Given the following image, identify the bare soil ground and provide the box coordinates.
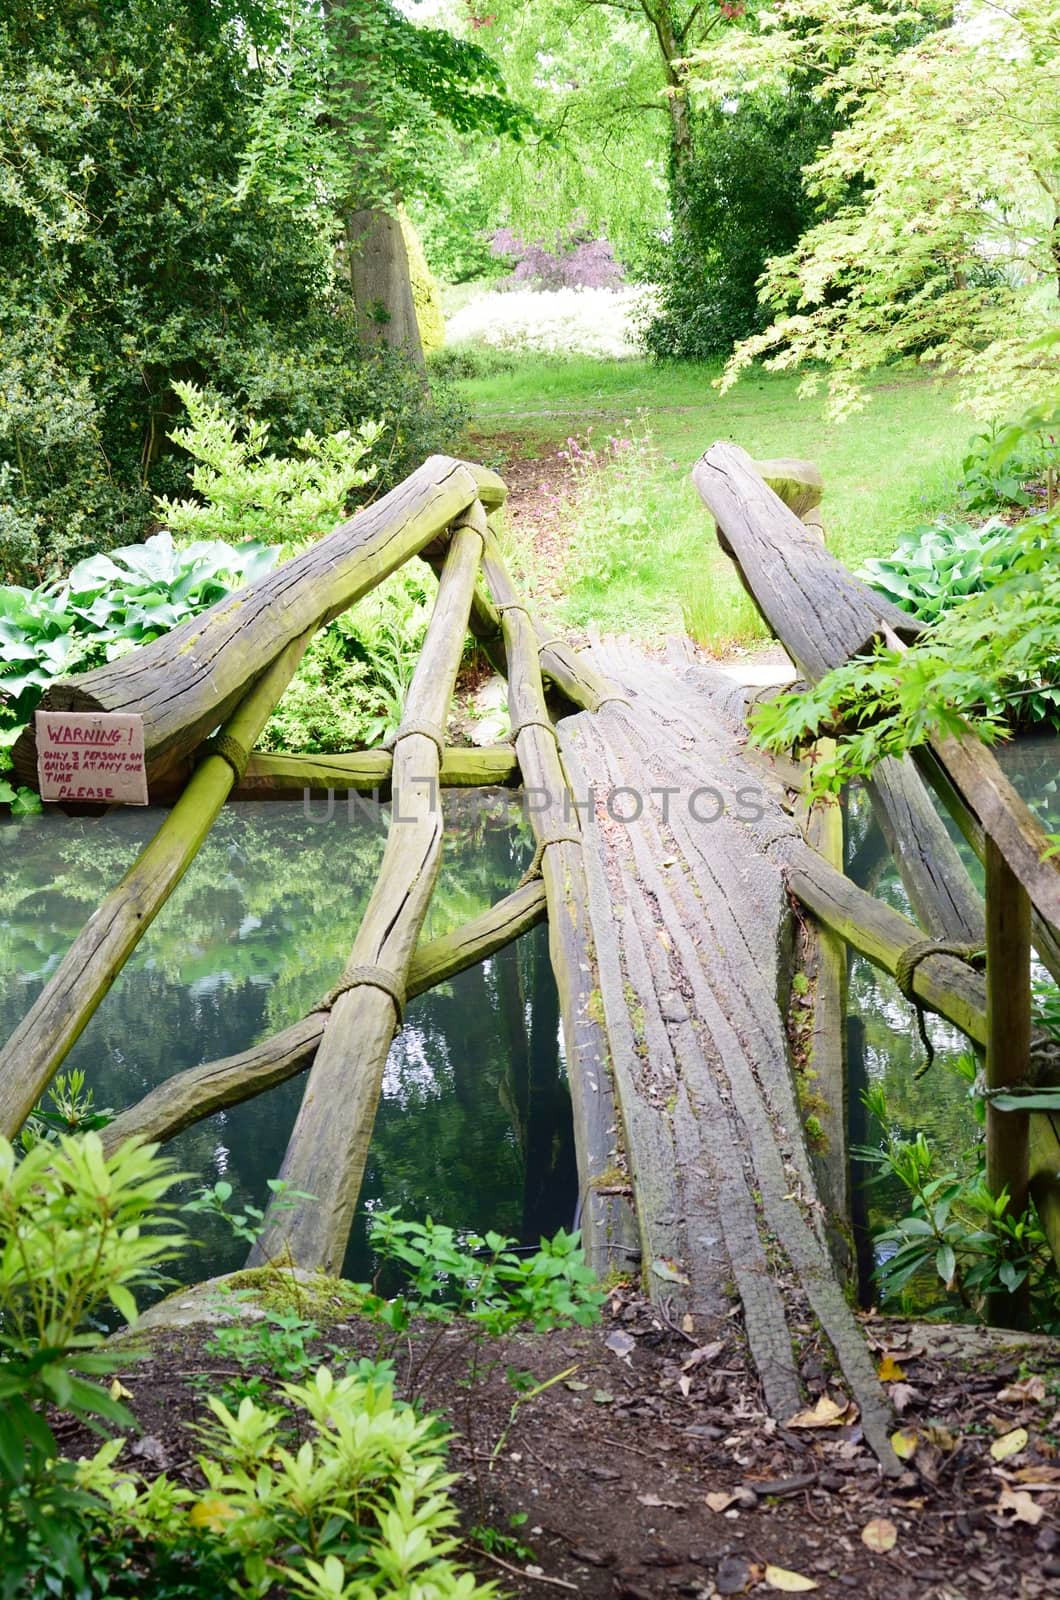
[59,1288,1060,1599]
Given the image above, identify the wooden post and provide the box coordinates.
[798,761,853,1281]
[985,834,1032,1326]
[247,510,487,1272]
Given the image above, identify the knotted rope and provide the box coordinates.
[893,938,986,1075]
[314,963,406,1025]
[204,733,251,782]
[384,719,447,765]
[510,716,560,747]
[519,827,583,886]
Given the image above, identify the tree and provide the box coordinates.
[690,0,1060,417]
[640,88,835,358]
[468,0,750,257]
[241,0,533,364]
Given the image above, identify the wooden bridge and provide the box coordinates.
[4,445,1059,1478]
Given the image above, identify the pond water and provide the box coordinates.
[845,733,1060,1302]
[0,792,577,1289]
[2,735,1056,1307]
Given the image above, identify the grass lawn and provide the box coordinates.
[455,355,974,649]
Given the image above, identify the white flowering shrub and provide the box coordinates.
[445,285,654,360]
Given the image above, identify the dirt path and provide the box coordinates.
[65,1293,1060,1599]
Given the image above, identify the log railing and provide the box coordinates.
[695,442,1060,1312]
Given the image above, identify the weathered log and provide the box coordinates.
[985,838,1032,1228]
[228,744,519,800]
[480,532,636,1275]
[13,456,506,791]
[99,880,547,1154]
[694,443,982,943]
[692,442,919,680]
[566,646,901,1472]
[249,511,487,1271]
[864,757,985,942]
[796,769,853,1280]
[912,744,1060,983]
[932,729,1060,938]
[778,834,1060,1268]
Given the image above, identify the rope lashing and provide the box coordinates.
[204,733,251,782]
[495,600,533,620]
[536,636,567,654]
[314,963,406,1025]
[893,938,986,1076]
[384,719,447,764]
[592,694,631,712]
[510,716,560,747]
[519,827,583,886]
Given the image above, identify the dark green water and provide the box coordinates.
[0,792,577,1287]
[2,736,1055,1302]
[845,733,1060,1297]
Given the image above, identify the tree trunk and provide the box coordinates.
[347,210,426,370]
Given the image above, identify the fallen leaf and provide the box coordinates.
[890,1383,919,1414]
[564,1379,588,1392]
[637,1492,685,1510]
[765,1566,818,1592]
[991,1427,1029,1462]
[998,1375,1047,1405]
[591,1389,614,1405]
[681,1312,694,1334]
[109,1378,133,1401]
[890,1428,919,1460]
[651,1258,690,1287]
[678,1374,692,1398]
[922,1423,956,1453]
[682,1341,725,1373]
[705,1491,737,1513]
[998,1486,1043,1526]
[605,1330,636,1362]
[786,1395,850,1429]
[861,1517,897,1553]
[877,1355,906,1382]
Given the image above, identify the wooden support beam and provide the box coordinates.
[14,456,506,790]
[796,766,853,1280]
[99,880,548,1155]
[780,835,1060,1271]
[913,744,1060,984]
[0,632,313,1139]
[248,510,487,1272]
[227,744,520,800]
[985,836,1032,1327]
[693,444,982,944]
[480,530,636,1274]
[692,443,918,681]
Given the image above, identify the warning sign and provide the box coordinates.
[36,712,149,805]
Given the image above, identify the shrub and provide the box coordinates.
[0,1132,186,1597]
[639,93,832,363]
[75,1365,497,1600]
[859,517,1036,627]
[155,383,382,548]
[0,532,281,754]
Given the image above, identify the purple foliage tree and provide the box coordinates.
[490,219,624,289]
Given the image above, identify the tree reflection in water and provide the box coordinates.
[0,792,577,1289]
